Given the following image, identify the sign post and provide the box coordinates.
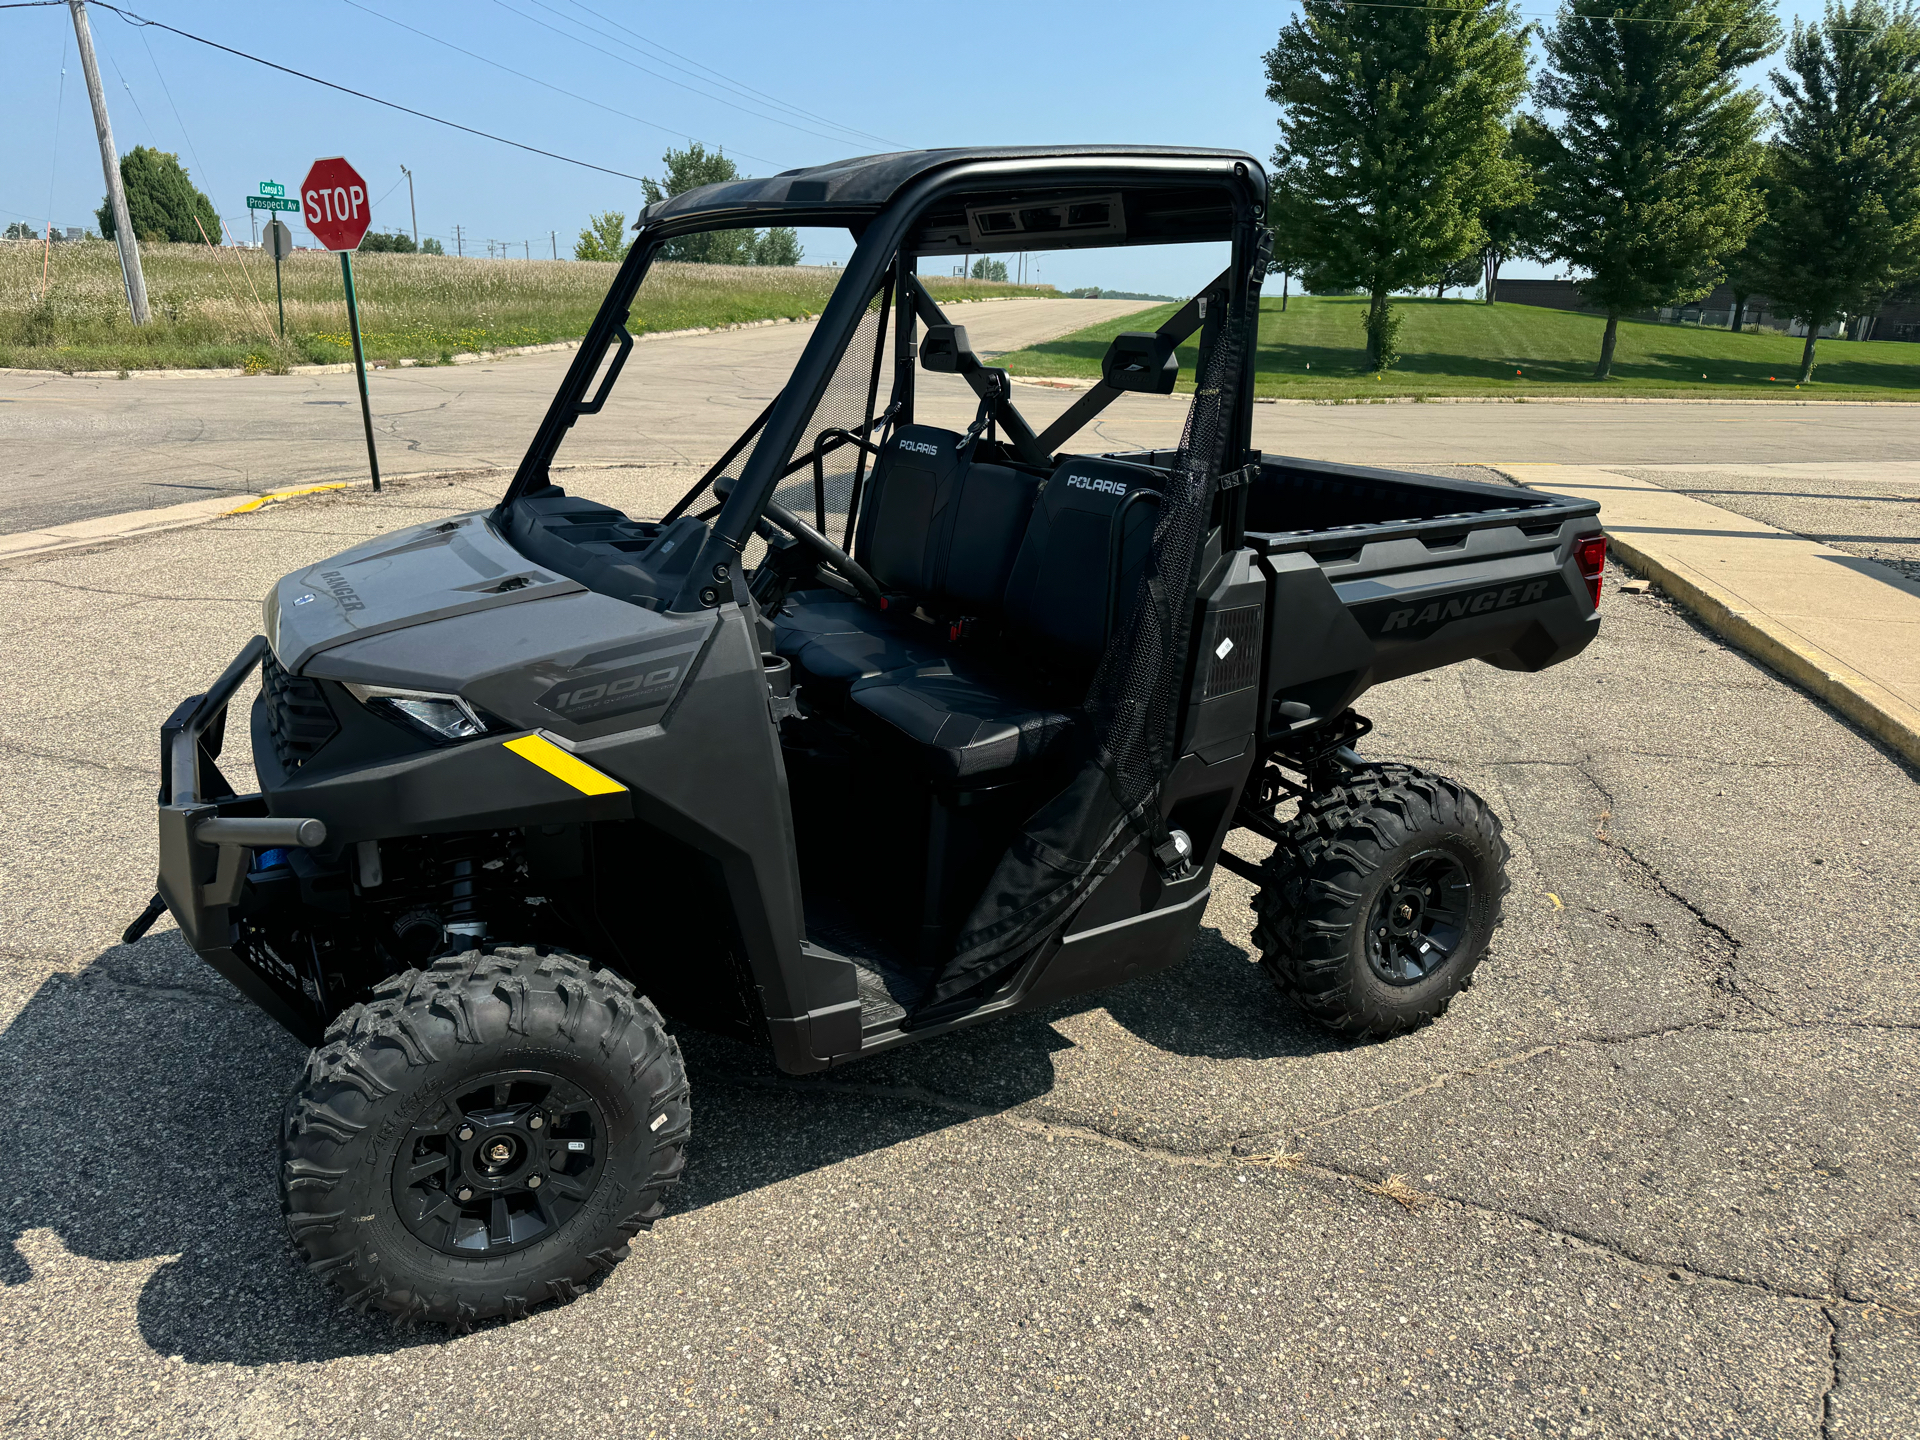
[263,217,293,337]
[299,158,380,492]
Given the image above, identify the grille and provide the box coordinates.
[1202,604,1262,698]
[260,652,338,772]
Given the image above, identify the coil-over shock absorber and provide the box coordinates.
[439,833,493,945]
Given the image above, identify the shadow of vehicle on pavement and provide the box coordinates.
[1,917,1335,1364]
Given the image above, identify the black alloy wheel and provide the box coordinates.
[393,1070,605,1256]
[1250,762,1510,1039]
[1365,850,1472,986]
[281,948,690,1326]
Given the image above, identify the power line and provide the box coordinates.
[485,0,879,153]
[84,1,648,182]
[545,0,902,149]
[558,0,898,146]
[336,0,784,167]
[136,26,218,212]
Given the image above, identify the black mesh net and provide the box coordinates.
[768,280,896,549]
[661,276,895,565]
[929,286,1246,1006]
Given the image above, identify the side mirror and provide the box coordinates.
[919,324,975,374]
[1101,331,1179,394]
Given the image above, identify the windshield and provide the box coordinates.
[539,228,1229,565]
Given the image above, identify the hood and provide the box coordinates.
[265,511,586,674]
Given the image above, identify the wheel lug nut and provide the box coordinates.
[457,1126,474,1141]
[456,1187,473,1202]
[528,1175,543,1189]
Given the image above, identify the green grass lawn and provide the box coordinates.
[0,240,1057,372]
[992,293,1919,401]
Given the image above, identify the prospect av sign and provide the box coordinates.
[300,156,372,251]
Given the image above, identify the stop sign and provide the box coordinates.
[300,157,372,251]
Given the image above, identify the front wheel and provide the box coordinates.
[280,948,689,1328]
[1251,763,1509,1039]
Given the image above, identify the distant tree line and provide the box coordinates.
[576,143,802,267]
[1264,0,1919,381]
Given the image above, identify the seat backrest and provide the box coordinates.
[853,425,1040,615]
[1001,456,1164,669]
[853,424,963,596]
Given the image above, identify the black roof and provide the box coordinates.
[639,144,1264,229]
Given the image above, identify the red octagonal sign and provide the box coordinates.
[300,156,372,251]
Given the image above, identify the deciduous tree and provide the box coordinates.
[96,146,218,244]
[1534,0,1780,378]
[1755,0,1918,379]
[573,210,630,263]
[1479,115,1550,302]
[1265,0,1531,368]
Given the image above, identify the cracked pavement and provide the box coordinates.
[0,456,1914,1438]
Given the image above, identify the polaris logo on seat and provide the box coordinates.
[1359,574,1568,641]
[1065,473,1127,496]
[897,438,940,457]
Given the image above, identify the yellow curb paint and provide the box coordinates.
[501,734,628,796]
[224,482,350,515]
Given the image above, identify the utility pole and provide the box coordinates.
[524,239,529,260]
[69,1,148,323]
[399,164,417,248]
[454,223,463,257]
[551,230,557,260]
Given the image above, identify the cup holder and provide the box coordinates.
[761,653,794,700]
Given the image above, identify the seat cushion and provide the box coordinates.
[773,593,939,682]
[851,663,1076,780]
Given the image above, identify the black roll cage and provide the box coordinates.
[496,153,1268,612]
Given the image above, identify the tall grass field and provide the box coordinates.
[0,240,1056,372]
[993,293,1919,400]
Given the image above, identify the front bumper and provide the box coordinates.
[155,634,331,1043]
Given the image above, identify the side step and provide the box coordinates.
[854,962,920,1031]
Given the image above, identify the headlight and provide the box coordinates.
[345,683,494,742]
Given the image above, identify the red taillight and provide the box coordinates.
[1574,533,1607,609]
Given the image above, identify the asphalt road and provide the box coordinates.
[1,295,1914,533]
[0,466,1913,1437]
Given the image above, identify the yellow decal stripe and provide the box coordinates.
[502,735,628,796]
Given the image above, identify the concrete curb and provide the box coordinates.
[0,469,474,564]
[1001,376,1912,406]
[0,296,1047,381]
[1608,534,1918,767]
[0,460,708,566]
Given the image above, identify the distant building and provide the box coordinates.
[62,227,84,242]
[1496,276,1916,342]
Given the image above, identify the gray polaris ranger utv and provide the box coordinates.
[138,145,1605,1327]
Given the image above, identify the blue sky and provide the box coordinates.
[2,0,1833,296]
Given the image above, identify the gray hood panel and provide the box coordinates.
[266,511,586,674]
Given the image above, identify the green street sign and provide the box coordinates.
[248,195,301,212]
[258,180,286,198]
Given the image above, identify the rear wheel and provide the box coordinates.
[1251,764,1509,1039]
[280,947,688,1328]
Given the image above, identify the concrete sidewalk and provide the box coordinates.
[1506,463,1920,764]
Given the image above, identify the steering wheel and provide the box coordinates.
[711,473,884,607]
[761,499,886,607]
